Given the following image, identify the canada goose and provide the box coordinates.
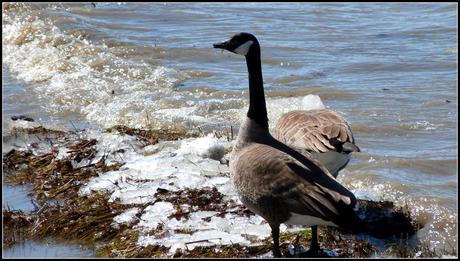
[213,32,363,257]
[274,96,360,178]
[273,97,361,256]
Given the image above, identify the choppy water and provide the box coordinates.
[2,2,458,257]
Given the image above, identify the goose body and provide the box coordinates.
[274,107,360,178]
[213,32,361,257]
[231,119,356,228]
[273,104,360,255]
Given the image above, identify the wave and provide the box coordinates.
[351,120,447,136]
[349,154,457,177]
[3,4,228,130]
[338,173,458,255]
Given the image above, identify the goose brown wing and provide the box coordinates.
[281,159,357,223]
[276,154,357,224]
[232,143,357,225]
[274,109,355,153]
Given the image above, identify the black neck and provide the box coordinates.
[245,45,269,130]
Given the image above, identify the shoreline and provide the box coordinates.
[1,118,450,258]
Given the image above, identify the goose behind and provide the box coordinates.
[274,103,360,178]
[213,32,362,257]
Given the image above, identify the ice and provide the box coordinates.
[123,156,179,180]
[322,249,339,257]
[165,211,221,232]
[78,131,232,201]
[142,141,179,156]
[215,214,271,240]
[135,209,272,255]
[441,255,458,259]
[137,201,176,229]
[204,176,230,187]
[9,119,41,129]
[215,181,239,199]
[113,207,140,226]
[75,127,278,254]
[56,147,71,160]
[139,229,250,254]
[176,134,226,161]
[78,170,123,197]
[67,127,308,255]
[108,181,173,205]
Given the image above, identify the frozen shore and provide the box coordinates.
[1,118,436,258]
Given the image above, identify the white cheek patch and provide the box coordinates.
[234,40,253,55]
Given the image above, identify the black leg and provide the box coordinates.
[310,225,319,252]
[296,226,321,257]
[270,223,282,257]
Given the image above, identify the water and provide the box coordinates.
[2,239,94,258]
[2,2,457,257]
[3,184,36,212]
[2,184,95,258]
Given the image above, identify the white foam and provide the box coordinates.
[233,94,328,130]
[3,9,334,132]
[2,10,205,129]
[301,94,326,111]
[2,9,253,131]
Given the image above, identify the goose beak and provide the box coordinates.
[342,142,361,153]
[213,40,230,50]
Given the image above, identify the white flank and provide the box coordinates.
[285,212,337,227]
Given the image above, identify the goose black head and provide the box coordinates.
[213,32,259,56]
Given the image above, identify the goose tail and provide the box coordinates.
[339,199,419,238]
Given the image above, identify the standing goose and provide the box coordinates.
[273,97,361,256]
[213,32,363,257]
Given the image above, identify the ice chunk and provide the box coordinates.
[113,207,140,226]
[176,134,226,161]
[137,201,175,229]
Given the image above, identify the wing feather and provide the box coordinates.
[274,109,356,153]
